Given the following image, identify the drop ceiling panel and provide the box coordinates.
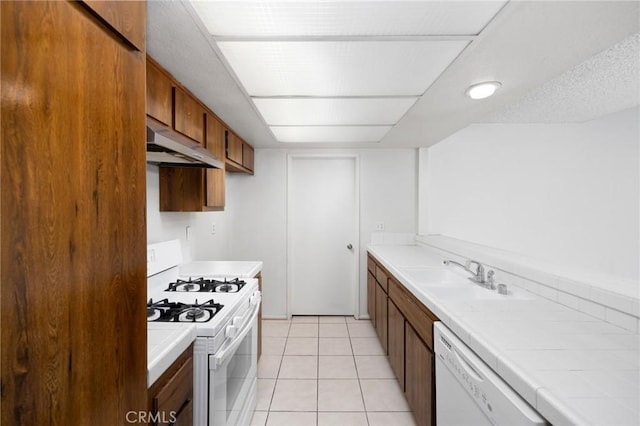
[190,1,508,37]
[253,97,418,125]
[271,125,392,143]
[218,40,469,96]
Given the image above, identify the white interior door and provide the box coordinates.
[289,156,358,315]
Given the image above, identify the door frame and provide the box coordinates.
[286,153,361,319]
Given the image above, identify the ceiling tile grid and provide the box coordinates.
[191,1,508,37]
[217,40,470,97]
[253,97,418,126]
[190,0,508,144]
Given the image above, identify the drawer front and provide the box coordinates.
[388,278,436,351]
[375,265,389,293]
[154,356,193,418]
[367,255,376,275]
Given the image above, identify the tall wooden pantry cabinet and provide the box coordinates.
[1,1,148,424]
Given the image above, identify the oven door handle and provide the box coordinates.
[211,291,261,369]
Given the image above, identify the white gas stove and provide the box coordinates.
[147,240,261,426]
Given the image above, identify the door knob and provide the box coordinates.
[347,244,353,250]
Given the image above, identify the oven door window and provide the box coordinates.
[210,318,257,426]
[226,328,253,414]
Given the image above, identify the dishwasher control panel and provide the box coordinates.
[434,323,548,426]
[436,332,497,424]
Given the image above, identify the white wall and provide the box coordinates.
[146,165,232,261]
[147,149,416,317]
[422,107,639,282]
[227,149,417,318]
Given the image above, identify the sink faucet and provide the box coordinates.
[443,259,494,289]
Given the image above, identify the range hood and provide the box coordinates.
[146,127,224,169]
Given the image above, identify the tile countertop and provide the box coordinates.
[147,323,197,387]
[368,244,640,426]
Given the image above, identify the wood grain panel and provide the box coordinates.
[206,113,225,160]
[174,86,205,145]
[387,300,405,390]
[405,324,434,426]
[148,345,194,426]
[159,167,205,212]
[226,131,244,165]
[204,114,226,210]
[1,1,147,424]
[367,272,376,324]
[147,58,173,127]
[375,264,389,293]
[375,282,388,354]
[367,255,376,275]
[388,277,437,351]
[243,142,254,172]
[153,357,193,424]
[205,169,225,211]
[81,0,145,50]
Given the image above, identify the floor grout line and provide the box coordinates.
[259,316,414,426]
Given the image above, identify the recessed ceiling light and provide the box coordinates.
[466,81,502,100]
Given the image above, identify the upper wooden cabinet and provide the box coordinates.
[243,143,255,172]
[226,132,255,175]
[206,114,225,161]
[147,56,256,211]
[226,131,244,165]
[146,60,173,128]
[81,0,145,51]
[159,167,224,212]
[174,87,205,146]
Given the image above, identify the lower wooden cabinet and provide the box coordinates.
[148,344,194,426]
[226,131,255,174]
[367,253,438,426]
[375,282,388,354]
[367,271,376,324]
[388,300,405,389]
[405,324,434,426]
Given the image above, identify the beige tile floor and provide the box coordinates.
[251,316,417,426]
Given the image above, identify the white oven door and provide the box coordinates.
[209,293,260,426]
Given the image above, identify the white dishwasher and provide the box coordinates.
[434,323,548,426]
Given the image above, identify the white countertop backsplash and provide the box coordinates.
[368,242,639,426]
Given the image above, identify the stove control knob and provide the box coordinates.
[226,325,238,339]
[251,292,262,306]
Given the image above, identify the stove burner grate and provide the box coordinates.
[165,277,247,293]
[146,298,223,323]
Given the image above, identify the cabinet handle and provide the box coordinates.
[347,244,353,250]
